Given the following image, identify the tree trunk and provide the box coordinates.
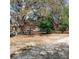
[29,25,32,35]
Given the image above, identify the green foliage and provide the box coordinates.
[10,0,69,35]
[59,6,69,33]
[38,16,54,34]
[59,23,68,33]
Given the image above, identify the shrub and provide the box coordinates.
[59,16,69,33]
[59,23,68,33]
[37,16,54,34]
[59,6,69,33]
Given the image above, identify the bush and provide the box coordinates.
[37,16,54,34]
[59,16,69,33]
[59,6,69,33]
[59,24,68,33]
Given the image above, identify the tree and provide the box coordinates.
[37,16,54,34]
[10,0,69,35]
[59,6,69,33]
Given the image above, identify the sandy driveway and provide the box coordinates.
[10,34,69,54]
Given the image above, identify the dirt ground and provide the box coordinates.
[10,33,69,54]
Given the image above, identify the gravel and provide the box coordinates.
[11,43,69,59]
